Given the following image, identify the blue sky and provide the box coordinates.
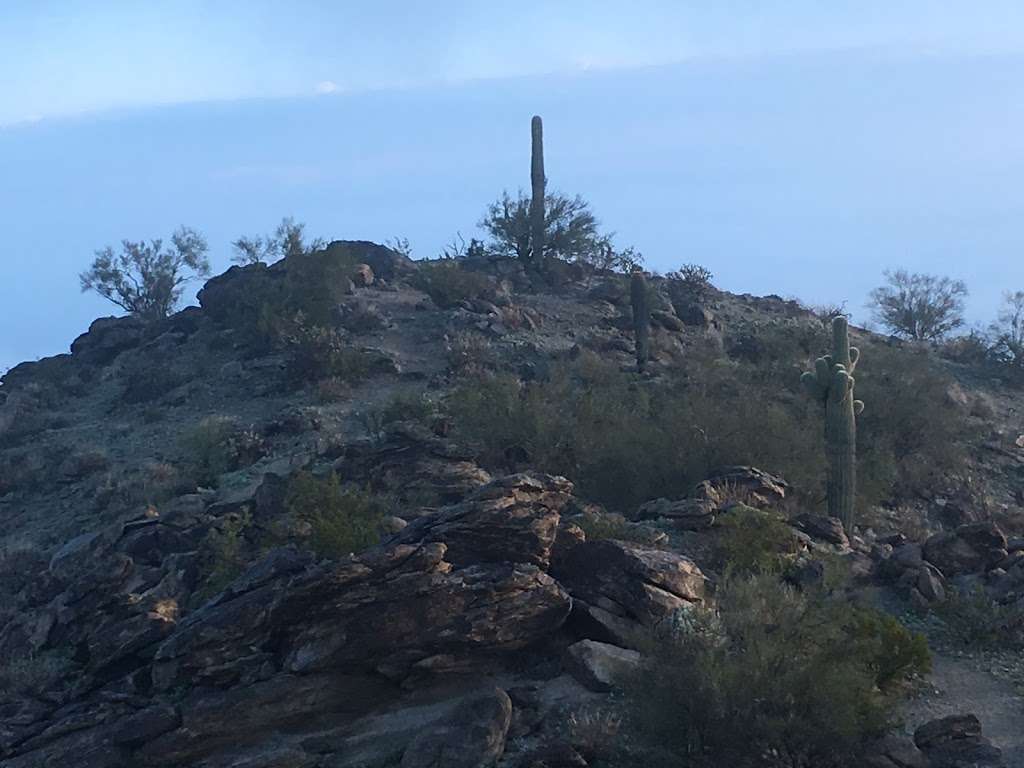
[3,2,1024,370]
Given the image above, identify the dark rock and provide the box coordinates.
[696,466,788,508]
[553,539,705,647]
[914,714,1004,768]
[864,735,927,768]
[650,309,685,332]
[924,522,1008,576]
[323,240,417,282]
[634,497,715,529]
[400,687,512,768]
[333,422,492,506]
[70,315,147,364]
[385,473,571,569]
[790,513,849,548]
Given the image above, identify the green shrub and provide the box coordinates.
[284,472,387,559]
[715,505,800,574]
[623,574,926,768]
[849,608,932,689]
[359,391,435,439]
[414,260,494,309]
[283,320,375,388]
[179,416,265,487]
[932,584,1024,650]
[447,353,822,513]
[194,510,253,602]
[856,343,976,504]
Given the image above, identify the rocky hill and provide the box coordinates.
[1,243,1022,767]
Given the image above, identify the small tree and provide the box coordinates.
[990,290,1024,367]
[231,217,323,265]
[868,270,967,341]
[480,190,636,270]
[80,226,210,320]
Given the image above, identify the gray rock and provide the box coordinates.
[400,687,512,768]
[563,640,641,692]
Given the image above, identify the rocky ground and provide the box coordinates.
[1,242,1022,767]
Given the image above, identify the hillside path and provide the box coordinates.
[902,652,1024,767]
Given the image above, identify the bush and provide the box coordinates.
[715,505,800,574]
[232,217,324,266]
[413,260,494,309]
[123,362,188,404]
[665,263,714,303]
[447,353,823,514]
[868,270,968,341]
[283,320,375,388]
[284,472,387,559]
[80,226,210,320]
[445,330,496,376]
[856,343,976,503]
[623,574,928,768]
[932,585,1024,650]
[194,510,253,602]
[180,416,266,487]
[358,391,435,440]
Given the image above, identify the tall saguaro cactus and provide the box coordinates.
[631,270,650,372]
[529,115,546,263]
[800,316,865,532]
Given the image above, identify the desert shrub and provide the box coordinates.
[194,510,253,602]
[414,260,494,309]
[359,391,435,439]
[448,354,823,513]
[445,330,496,376]
[180,416,266,487]
[868,270,967,341]
[665,263,714,303]
[284,472,387,559]
[856,342,976,503]
[715,505,801,574]
[849,609,932,689]
[339,301,387,334]
[232,217,324,266]
[932,585,1024,650]
[80,226,210,320]
[623,574,927,768]
[283,320,375,388]
[939,331,994,368]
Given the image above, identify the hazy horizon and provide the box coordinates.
[3,3,1024,371]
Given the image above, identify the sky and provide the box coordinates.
[2,2,1024,370]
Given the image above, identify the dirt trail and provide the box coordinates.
[903,653,1024,767]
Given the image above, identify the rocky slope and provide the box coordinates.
[1,242,1022,767]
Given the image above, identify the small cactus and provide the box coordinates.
[800,316,864,532]
[631,270,650,373]
[529,115,546,263]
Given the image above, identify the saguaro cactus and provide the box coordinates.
[529,115,546,263]
[800,316,864,532]
[631,270,650,372]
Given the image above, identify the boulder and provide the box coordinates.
[696,466,788,508]
[634,497,715,529]
[334,422,492,506]
[400,687,512,768]
[352,263,375,287]
[563,640,641,692]
[924,522,1008,576]
[790,513,849,548]
[917,563,947,603]
[322,240,417,282]
[913,714,1004,768]
[385,473,572,569]
[70,315,147,364]
[553,539,705,647]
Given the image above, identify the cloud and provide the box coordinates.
[314,80,339,95]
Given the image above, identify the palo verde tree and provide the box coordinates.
[868,269,968,341]
[801,316,864,532]
[80,226,210,321]
[232,217,324,265]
